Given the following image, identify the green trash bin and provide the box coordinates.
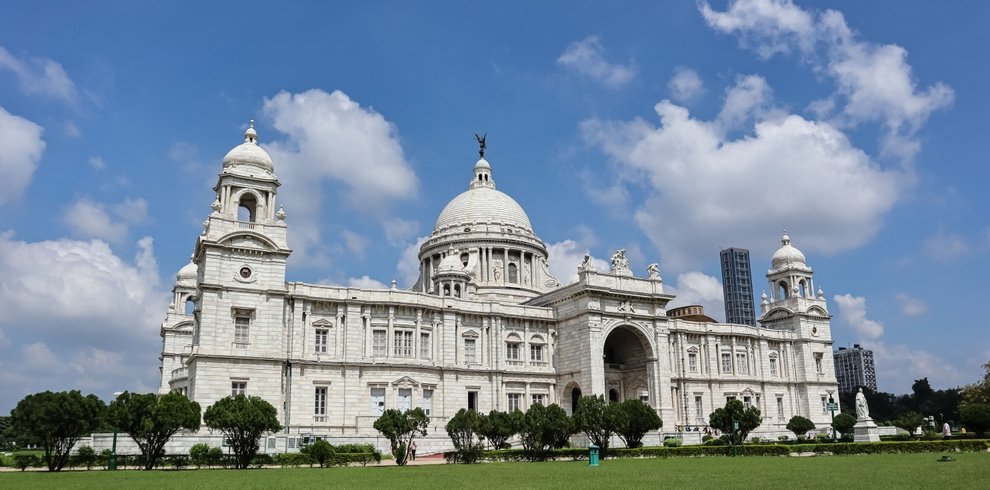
[589,444,599,467]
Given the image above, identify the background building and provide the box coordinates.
[833,344,878,393]
[720,248,756,326]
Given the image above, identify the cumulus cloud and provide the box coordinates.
[347,275,388,289]
[341,230,369,258]
[895,293,927,317]
[832,292,962,392]
[396,235,429,289]
[383,218,420,246]
[0,46,77,102]
[667,271,725,320]
[667,66,705,103]
[0,233,166,410]
[700,0,953,161]
[582,76,905,271]
[546,239,609,285]
[0,106,45,205]
[88,156,105,170]
[922,231,971,262]
[263,89,418,265]
[557,36,636,88]
[62,197,149,244]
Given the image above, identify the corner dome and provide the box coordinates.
[771,232,807,269]
[176,260,198,287]
[222,121,274,177]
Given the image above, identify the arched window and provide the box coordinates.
[609,388,619,403]
[237,192,258,223]
[777,280,789,299]
[508,263,518,283]
[798,279,807,297]
[443,284,451,297]
[184,297,195,315]
[454,284,461,298]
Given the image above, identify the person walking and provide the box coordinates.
[942,421,952,440]
[409,441,417,461]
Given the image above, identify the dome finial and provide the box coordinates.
[781,227,790,245]
[474,132,487,158]
[244,119,257,144]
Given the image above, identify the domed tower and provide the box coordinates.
[413,144,559,303]
[760,232,829,321]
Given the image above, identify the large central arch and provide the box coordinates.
[602,324,654,405]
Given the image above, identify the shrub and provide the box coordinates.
[786,416,816,438]
[274,452,313,468]
[207,447,225,468]
[749,437,761,444]
[702,435,713,443]
[778,435,790,442]
[75,446,96,470]
[168,455,189,470]
[189,443,211,469]
[14,454,38,471]
[301,440,335,467]
[663,438,682,447]
[250,453,274,468]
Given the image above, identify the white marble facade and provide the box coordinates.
[158,125,839,449]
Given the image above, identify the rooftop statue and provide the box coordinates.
[474,132,487,158]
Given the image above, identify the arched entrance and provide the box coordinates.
[602,325,653,404]
[565,383,582,415]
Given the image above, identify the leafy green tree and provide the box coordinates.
[786,415,816,438]
[107,391,201,470]
[519,403,572,460]
[0,415,15,451]
[203,395,281,469]
[891,411,924,438]
[960,403,990,436]
[76,446,96,470]
[572,396,621,457]
[708,399,761,446]
[9,390,106,471]
[833,412,857,437]
[961,362,990,408]
[188,443,212,469]
[372,408,428,466]
[614,399,662,449]
[480,409,522,450]
[445,408,485,463]
[301,439,336,467]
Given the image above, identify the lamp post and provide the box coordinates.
[731,418,739,457]
[109,391,123,471]
[827,389,837,442]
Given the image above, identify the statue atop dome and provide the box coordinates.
[474,132,487,158]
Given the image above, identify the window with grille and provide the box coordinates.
[464,339,476,363]
[688,353,698,372]
[231,381,246,396]
[736,353,748,375]
[373,330,387,357]
[234,315,250,345]
[394,330,413,357]
[315,387,327,416]
[530,343,544,362]
[721,353,732,373]
[420,333,431,359]
[507,393,522,412]
[506,342,520,360]
[315,329,329,353]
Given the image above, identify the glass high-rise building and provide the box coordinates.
[720,248,756,326]
[833,344,877,393]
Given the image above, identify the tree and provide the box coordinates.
[445,408,485,463]
[107,391,201,470]
[786,415,816,438]
[614,399,662,449]
[203,395,281,469]
[960,403,990,436]
[372,408,428,466]
[708,399,761,446]
[961,361,990,408]
[480,409,522,450]
[0,415,15,451]
[891,411,924,437]
[833,413,857,437]
[301,439,336,467]
[519,403,572,460]
[572,396,621,458]
[9,390,105,471]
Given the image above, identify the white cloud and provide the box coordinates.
[62,197,148,244]
[922,231,970,262]
[0,46,77,102]
[832,293,884,340]
[557,36,636,88]
[0,233,165,409]
[341,230,369,258]
[88,156,105,170]
[896,293,927,317]
[667,271,725,320]
[546,239,609,285]
[347,275,388,289]
[667,66,705,103]
[700,0,953,162]
[263,89,418,265]
[396,236,428,289]
[383,218,420,246]
[65,121,82,139]
[582,77,905,271]
[0,106,45,205]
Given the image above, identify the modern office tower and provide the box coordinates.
[720,247,756,326]
[833,344,878,393]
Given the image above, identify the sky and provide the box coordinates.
[1,0,988,412]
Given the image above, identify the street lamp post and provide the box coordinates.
[827,389,837,442]
[109,391,123,471]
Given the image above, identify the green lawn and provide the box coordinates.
[3,453,989,489]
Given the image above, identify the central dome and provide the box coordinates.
[434,187,533,232]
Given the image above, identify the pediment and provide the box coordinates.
[312,318,334,327]
[218,231,278,251]
[806,306,829,317]
[391,375,420,387]
[763,308,793,322]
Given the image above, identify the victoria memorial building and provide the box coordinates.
[157,124,840,451]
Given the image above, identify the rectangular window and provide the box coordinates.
[373,330,387,357]
[506,342,520,361]
[394,330,413,357]
[467,390,478,411]
[769,357,778,376]
[267,437,276,449]
[231,381,246,396]
[531,394,546,406]
[743,396,752,409]
[721,353,732,373]
[530,344,544,362]
[507,393,522,412]
[464,338,477,363]
[420,332,431,359]
[736,353,748,375]
[314,387,327,416]
[688,353,697,373]
[814,353,823,374]
[234,315,250,345]
[695,396,703,419]
[371,387,385,416]
[398,388,412,411]
[777,397,784,418]
[315,329,329,354]
[821,395,828,415]
[422,389,433,416]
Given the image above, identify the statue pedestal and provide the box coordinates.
[853,418,880,442]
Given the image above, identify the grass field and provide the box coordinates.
[2,453,989,489]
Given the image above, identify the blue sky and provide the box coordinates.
[1,0,987,411]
